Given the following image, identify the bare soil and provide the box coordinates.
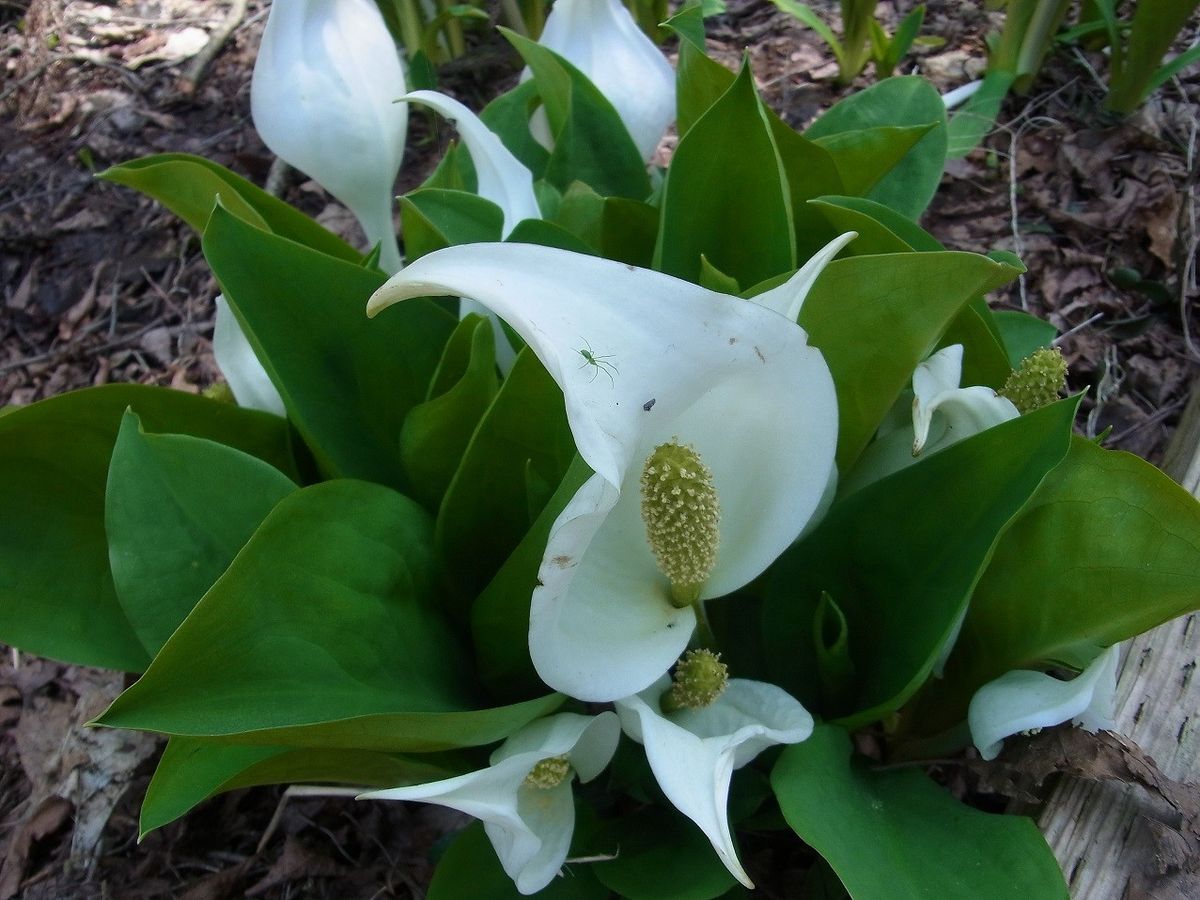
[1,0,1197,896]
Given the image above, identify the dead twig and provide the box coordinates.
[1053,312,1106,345]
[0,319,214,377]
[0,56,65,105]
[1177,102,1200,361]
[263,157,290,198]
[1109,396,1189,446]
[254,786,360,856]
[178,0,250,96]
[994,82,1078,310]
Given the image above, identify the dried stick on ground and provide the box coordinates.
[178,0,251,96]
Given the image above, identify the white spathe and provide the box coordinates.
[616,677,814,887]
[941,79,983,109]
[360,712,619,895]
[843,343,1020,494]
[749,232,857,322]
[535,0,676,161]
[400,91,540,236]
[251,0,407,273]
[367,240,847,702]
[399,90,542,371]
[212,295,286,418]
[968,643,1121,761]
[911,344,1019,455]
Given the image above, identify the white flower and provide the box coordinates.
[968,643,1121,761]
[399,90,542,371]
[251,0,407,273]
[212,295,285,417]
[401,91,540,236]
[367,238,850,702]
[910,344,1019,454]
[534,0,676,161]
[843,344,1020,494]
[360,712,619,895]
[616,676,814,887]
[941,79,984,109]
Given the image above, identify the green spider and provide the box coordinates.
[576,338,618,386]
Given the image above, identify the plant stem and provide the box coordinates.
[838,0,876,83]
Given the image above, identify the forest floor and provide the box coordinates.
[1,0,1198,896]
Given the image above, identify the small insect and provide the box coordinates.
[643,398,656,412]
[577,338,619,386]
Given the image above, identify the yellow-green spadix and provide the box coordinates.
[360,712,619,895]
[616,673,814,888]
[366,238,852,702]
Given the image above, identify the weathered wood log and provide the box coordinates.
[1038,379,1200,898]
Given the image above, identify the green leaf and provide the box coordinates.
[399,188,505,262]
[930,436,1200,728]
[401,315,500,510]
[600,197,660,268]
[204,202,456,491]
[810,195,945,253]
[655,63,795,287]
[993,309,1057,368]
[100,153,361,263]
[97,479,563,750]
[868,19,890,65]
[553,187,659,268]
[408,47,438,92]
[936,302,1014,391]
[436,348,575,614]
[811,124,936,198]
[0,385,296,672]
[106,410,297,657]
[664,28,845,276]
[659,33,843,267]
[663,2,708,52]
[805,76,948,219]
[799,251,1022,469]
[813,593,856,711]
[769,0,844,61]
[535,180,563,219]
[590,808,738,900]
[507,219,600,255]
[803,862,850,899]
[553,181,607,250]
[947,70,1015,158]
[504,30,650,200]
[761,398,1078,726]
[420,5,489,59]
[472,456,591,701]
[480,80,551,178]
[809,197,915,256]
[766,118,845,262]
[803,202,1011,388]
[878,4,925,75]
[1146,44,1200,97]
[140,737,460,837]
[1105,0,1200,114]
[422,141,473,193]
[772,725,1069,900]
[428,822,608,899]
[667,21,737,136]
[698,255,741,294]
